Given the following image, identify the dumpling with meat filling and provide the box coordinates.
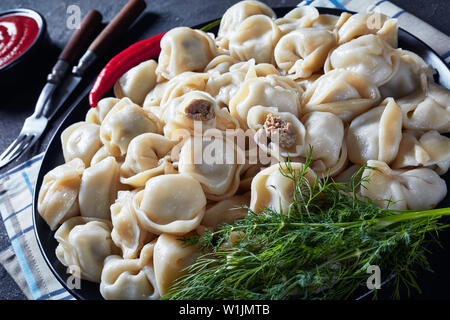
[110,191,155,259]
[100,242,159,300]
[216,0,276,50]
[299,111,348,177]
[274,28,336,79]
[275,6,319,35]
[38,158,85,231]
[392,130,450,175]
[200,193,250,231]
[79,156,121,220]
[324,34,400,86]
[114,60,158,105]
[228,15,281,64]
[346,98,403,165]
[361,160,447,210]
[100,98,162,157]
[397,82,450,133]
[303,69,380,122]
[178,134,245,201]
[250,162,317,214]
[379,50,434,99]
[247,106,306,159]
[204,54,240,74]
[120,133,177,187]
[229,75,303,129]
[55,216,119,283]
[86,97,119,125]
[132,174,206,235]
[156,27,218,81]
[61,122,102,166]
[161,90,239,139]
[338,12,398,47]
[153,233,201,296]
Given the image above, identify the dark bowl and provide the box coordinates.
[0,8,50,88]
[33,6,450,300]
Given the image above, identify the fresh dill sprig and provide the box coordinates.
[163,157,450,300]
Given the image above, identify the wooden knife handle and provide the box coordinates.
[88,0,147,56]
[58,10,103,64]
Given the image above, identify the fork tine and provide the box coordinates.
[0,135,27,161]
[0,135,33,168]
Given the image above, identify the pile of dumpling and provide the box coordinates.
[37,0,450,300]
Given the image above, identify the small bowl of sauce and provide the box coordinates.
[0,8,49,85]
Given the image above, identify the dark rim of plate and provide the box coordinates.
[32,6,450,300]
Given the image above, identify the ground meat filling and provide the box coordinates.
[185,99,215,121]
[264,113,297,149]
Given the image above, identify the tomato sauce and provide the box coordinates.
[0,14,39,68]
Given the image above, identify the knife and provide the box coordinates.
[43,0,147,120]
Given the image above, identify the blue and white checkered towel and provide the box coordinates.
[0,153,74,300]
[0,0,449,300]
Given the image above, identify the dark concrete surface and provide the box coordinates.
[0,0,449,300]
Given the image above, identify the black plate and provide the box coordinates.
[33,7,450,300]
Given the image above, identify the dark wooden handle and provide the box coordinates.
[59,10,103,64]
[88,0,147,56]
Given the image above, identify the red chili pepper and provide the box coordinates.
[89,31,166,107]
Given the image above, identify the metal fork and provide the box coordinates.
[0,83,52,169]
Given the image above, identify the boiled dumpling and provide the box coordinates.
[299,111,347,177]
[100,98,162,157]
[205,54,240,74]
[324,34,400,86]
[178,134,245,201]
[392,130,450,175]
[161,90,239,140]
[61,122,102,166]
[311,12,351,31]
[338,12,398,47]
[132,174,206,235]
[100,242,160,300]
[55,216,119,283]
[114,60,158,105]
[302,69,381,122]
[247,106,306,159]
[79,156,120,220]
[397,82,450,133]
[201,193,250,231]
[379,50,434,99]
[153,233,200,296]
[110,191,155,259]
[120,133,177,187]
[275,6,319,35]
[85,97,119,125]
[229,75,303,129]
[346,98,403,165]
[250,162,317,214]
[229,15,281,64]
[142,81,169,109]
[38,158,84,231]
[155,72,210,109]
[274,28,336,79]
[206,58,279,108]
[156,27,218,81]
[216,0,276,50]
[361,160,447,210]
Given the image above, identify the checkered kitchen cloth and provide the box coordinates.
[0,0,449,300]
[0,153,74,300]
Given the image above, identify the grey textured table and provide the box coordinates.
[0,0,449,300]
